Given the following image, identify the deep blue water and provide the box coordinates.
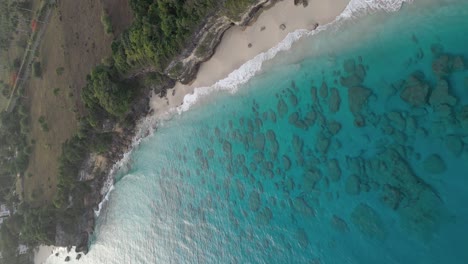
[47,0,468,263]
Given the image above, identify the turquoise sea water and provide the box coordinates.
[48,1,468,263]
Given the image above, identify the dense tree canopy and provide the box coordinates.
[82,66,134,118]
[112,0,218,73]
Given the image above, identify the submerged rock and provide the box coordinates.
[329,88,341,113]
[423,154,446,174]
[292,135,304,154]
[398,188,445,240]
[345,175,361,195]
[304,110,317,127]
[269,139,279,159]
[254,133,266,151]
[288,112,299,125]
[223,141,232,154]
[429,79,457,106]
[310,86,318,104]
[315,133,330,155]
[295,228,309,248]
[432,54,465,77]
[269,110,277,123]
[236,180,245,199]
[256,207,273,225]
[319,82,329,98]
[348,86,372,113]
[351,203,386,240]
[207,149,215,158]
[328,121,342,135]
[283,155,292,170]
[400,73,429,107]
[282,178,295,193]
[327,159,341,182]
[387,111,406,131]
[277,99,289,118]
[366,149,445,239]
[289,93,298,106]
[292,197,315,216]
[331,215,349,233]
[343,59,356,73]
[340,74,364,88]
[354,114,366,127]
[253,152,264,163]
[255,118,263,131]
[249,191,261,212]
[380,184,402,210]
[266,129,276,142]
[303,168,322,191]
[355,64,367,80]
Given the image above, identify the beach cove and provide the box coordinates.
[43,0,468,263]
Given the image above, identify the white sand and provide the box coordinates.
[150,0,350,115]
[34,245,55,264]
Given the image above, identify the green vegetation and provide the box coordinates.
[33,61,42,78]
[13,58,21,70]
[110,0,218,74]
[38,116,49,132]
[223,0,256,21]
[82,65,134,118]
[53,87,60,96]
[101,9,113,35]
[56,66,64,76]
[0,1,19,49]
[1,82,11,97]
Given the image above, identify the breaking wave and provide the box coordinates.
[176,0,412,113]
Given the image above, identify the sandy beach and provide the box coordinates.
[150,0,350,115]
[34,245,55,264]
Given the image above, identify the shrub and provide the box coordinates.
[101,10,113,35]
[38,116,49,132]
[13,58,21,69]
[53,88,60,96]
[56,67,64,76]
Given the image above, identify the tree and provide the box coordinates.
[82,66,134,118]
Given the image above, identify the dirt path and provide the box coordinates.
[5,2,53,112]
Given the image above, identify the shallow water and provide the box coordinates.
[47,0,468,263]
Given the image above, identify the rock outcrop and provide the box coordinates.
[400,73,430,107]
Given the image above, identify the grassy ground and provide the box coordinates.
[23,0,133,206]
[0,29,30,110]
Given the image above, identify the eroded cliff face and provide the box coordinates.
[165,0,274,84]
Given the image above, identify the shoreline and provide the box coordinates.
[150,0,350,116]
[35,1,351,263]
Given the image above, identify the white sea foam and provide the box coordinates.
[176,0,411,114]
[95,0,412,219]
[94,114,160,217]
